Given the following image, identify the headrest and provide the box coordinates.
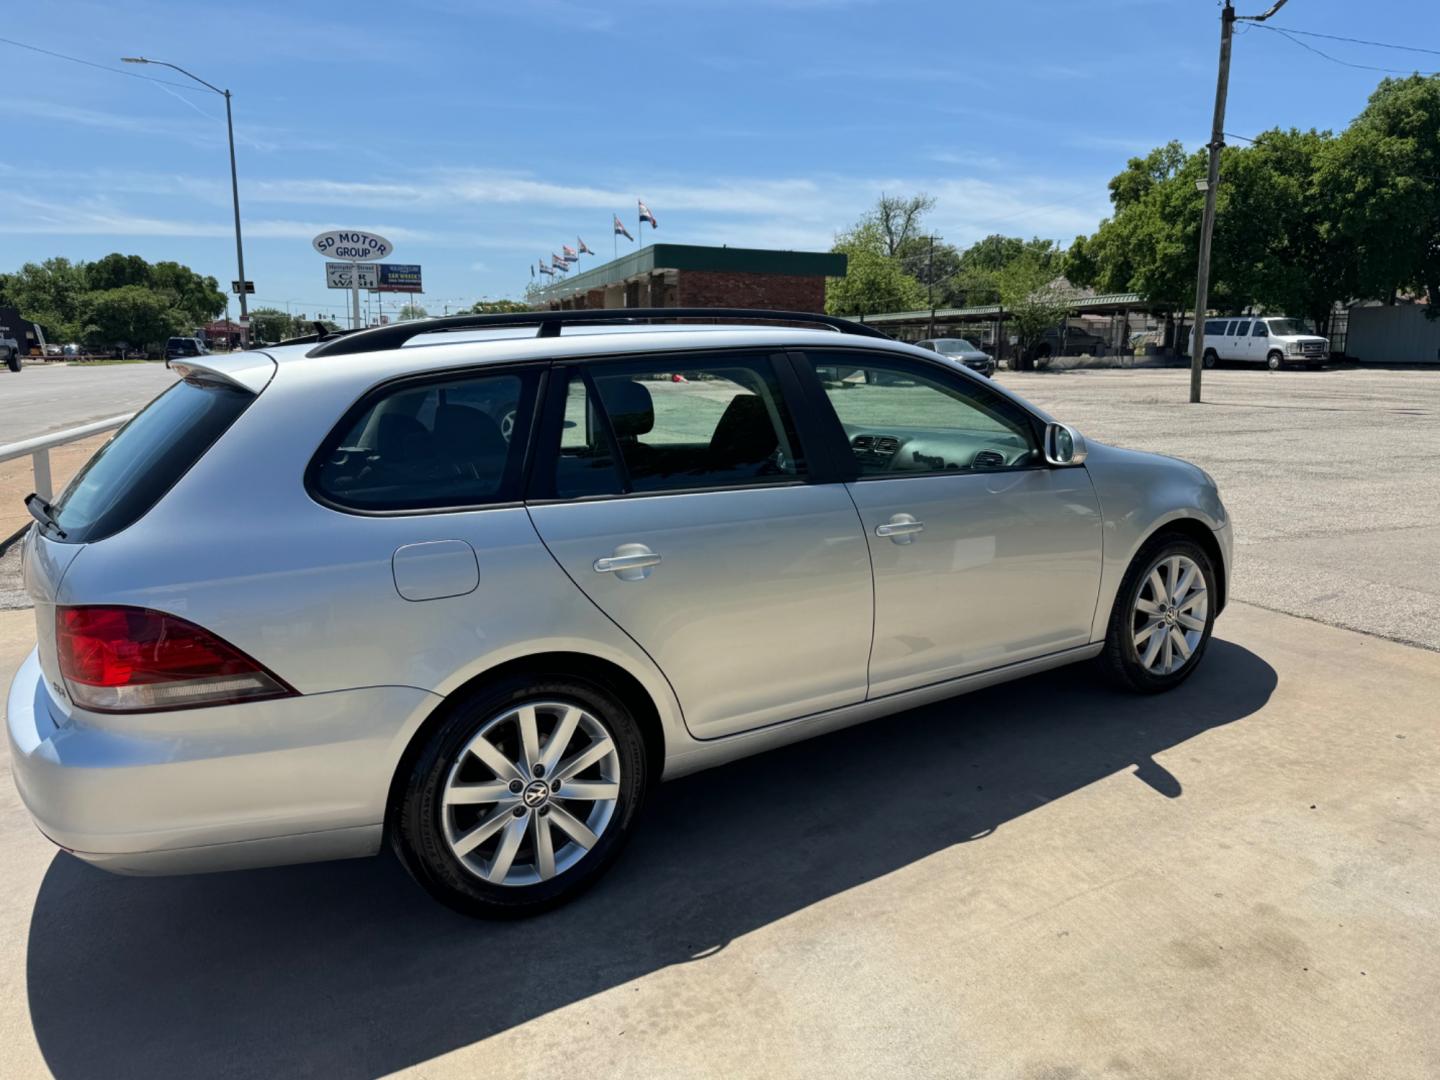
[434,404,507,457]
[376,413,432,463]
[599,379,654,438]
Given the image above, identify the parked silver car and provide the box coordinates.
[8,309,1231,916]
[915,337,996,377]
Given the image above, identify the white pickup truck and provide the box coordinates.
[1194,316,1330,370]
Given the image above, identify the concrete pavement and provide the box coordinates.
[2,600,1437,1080]
[1004,367,1440,650]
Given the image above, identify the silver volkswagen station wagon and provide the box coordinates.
[8,309,1231,916]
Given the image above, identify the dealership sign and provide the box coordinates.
[311,230,393,261]
[375,264,423,293]
[326,262,379,289]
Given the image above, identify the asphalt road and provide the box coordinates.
[0,362,176,442]
[2,601,1438,1079]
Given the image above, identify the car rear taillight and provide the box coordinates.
[55,605,296,712]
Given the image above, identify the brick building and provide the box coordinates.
[536,244,846,313]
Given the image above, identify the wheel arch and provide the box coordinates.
[383,650,667,840]
[1139,517,1227,614]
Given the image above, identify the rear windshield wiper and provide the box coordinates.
[25,493,68,540]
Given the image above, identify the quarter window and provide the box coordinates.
[1204,319,1227,335]
[802,354,1039,475]
[311,372,533,511]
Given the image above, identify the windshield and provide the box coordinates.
[931,339,982,356]
[1266,318,1312,337]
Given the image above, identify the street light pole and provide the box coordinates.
[1187,0,1290,403]
[122,57,248,333]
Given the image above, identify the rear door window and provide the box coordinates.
[310,370,537,511]
[50,377,255,543]
[537,355,806,498]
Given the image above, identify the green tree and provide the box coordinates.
[0,258,88,341]
[398,303,429,320]
[996,253,1074,369]
[825,221,927,316]
[1216,128,1355,332]
[150,261,226,327]
[954,235,1062,307]
[85,253,153,291]
[247,307,304,343]
[1066,142,1210,310]
[468,298,534,314]
[82,286,182,351]
[1322,75,1440,314]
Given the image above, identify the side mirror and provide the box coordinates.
[1043,422,1088,466]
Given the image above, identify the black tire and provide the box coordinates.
[1202,348,1218,370]
[391,674,649,917]
[1099,534,1217,694]
[4,352,20,373]
[1266,351,1283,371]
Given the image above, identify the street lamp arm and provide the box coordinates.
[1237,0,1289,22]
[120,56,226,96]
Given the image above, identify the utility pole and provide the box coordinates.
[925,234,942,339]
[1188,0,1290,403]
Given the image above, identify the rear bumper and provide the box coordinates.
[6,647,439,874]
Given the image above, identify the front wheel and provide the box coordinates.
[392,675,648,917]
[1100,535,1217,693]
[1267,351,1283,371]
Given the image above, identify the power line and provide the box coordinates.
[1255,25,1440,76]
[0,36,209,92]
[1261,25,1440,59]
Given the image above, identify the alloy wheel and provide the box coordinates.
[441,701,621,886]
[1132,554,1208,676]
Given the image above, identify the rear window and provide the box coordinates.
[51,377,254,543]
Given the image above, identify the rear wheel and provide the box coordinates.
[1267,351,1283,371]
[1100,535,1217,693]
[4,351,19,373]
[392,675,648,917]
[1202,348,1218,369]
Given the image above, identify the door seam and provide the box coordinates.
[521,504,689,729]
[840,481,877,702]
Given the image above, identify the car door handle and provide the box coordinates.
[875,515,925,544]
[593,543,662,581]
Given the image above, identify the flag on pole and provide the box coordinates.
[638,200,658,228]
[530,264,535,278]
[539,263,555,276]
[614,214,634,241]
[561,244,579,262]
[551,254,568,271]
[577,237,594,256]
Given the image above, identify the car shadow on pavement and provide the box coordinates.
[27,639,1275,1080]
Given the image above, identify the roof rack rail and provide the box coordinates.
[304,307,891,357]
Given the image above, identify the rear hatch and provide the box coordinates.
[22,352,274,712]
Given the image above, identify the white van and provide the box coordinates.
[1193,317,1329,370]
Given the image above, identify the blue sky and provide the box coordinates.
[2,0,1436,320]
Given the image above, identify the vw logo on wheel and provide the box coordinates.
[522,780,550,808]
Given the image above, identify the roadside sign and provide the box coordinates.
[326,262,379,289]
[231,280,255,294]
[311,230,393,261]
[375,264,423,293]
